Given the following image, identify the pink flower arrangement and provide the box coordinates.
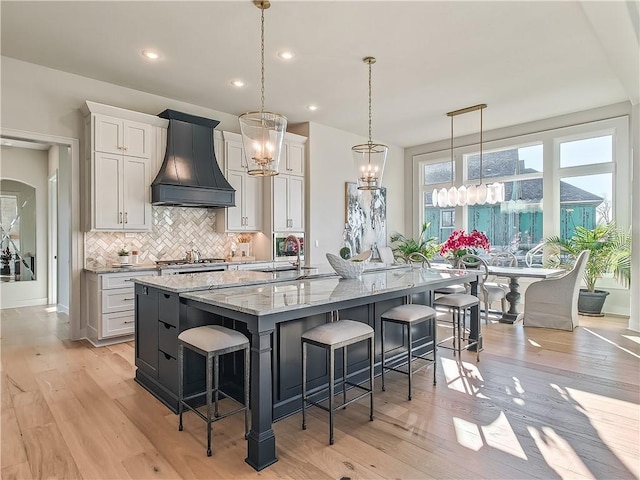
[440,229,490,259]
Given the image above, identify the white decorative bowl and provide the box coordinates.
[326,253,366,279]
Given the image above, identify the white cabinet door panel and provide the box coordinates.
[244,174,262,231]
[288,176,304,231]
[94,152,122,229]
[102,311,136,338]
[123,121,152,158]
[123,157,150,229]
[273,175,289,231]
[226,171,244,231]
[94,115,122,154]
[102,288,136,314]
[287,142,305,176]
[225,139,245,171]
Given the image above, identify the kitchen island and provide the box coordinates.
[134,265,480,471]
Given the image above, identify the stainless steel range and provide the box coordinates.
[156,258,227,275]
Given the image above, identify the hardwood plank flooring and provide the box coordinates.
[1,305,638,479]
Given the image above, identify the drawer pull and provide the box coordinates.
[123,320,134,324]
[123,297,134,301]
[163,294,171,299]
[123,279,132,282]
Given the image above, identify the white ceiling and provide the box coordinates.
[1,1,638,147]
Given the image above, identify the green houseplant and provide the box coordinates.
[544,223,631,315]
[390,222,440,263]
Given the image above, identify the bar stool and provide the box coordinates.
[433,256,482,361]
[301,315,374,445]
[380,302,437,400]
[177,325,250,457]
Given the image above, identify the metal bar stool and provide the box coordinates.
[301,313,374,445]
[177,325,250,457]
[433,292,480,361]
[381,302,437,400]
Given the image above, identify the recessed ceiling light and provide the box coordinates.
[141,49,161,60]
[306,105,318,111]
[231,79,245,88]
[278,50,295,60]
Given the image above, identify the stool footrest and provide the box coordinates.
[304,389,372,413]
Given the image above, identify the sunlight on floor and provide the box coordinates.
[441,357,489,398]
[527,338,541,347]
[527,425,596,479]
[566,387,640,477]
[583,328,640,359]
[453,412,527,459]
[622,334,640,345]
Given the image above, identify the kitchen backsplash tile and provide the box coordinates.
[85,206,242,266]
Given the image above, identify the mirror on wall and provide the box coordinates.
[0,180,36,281]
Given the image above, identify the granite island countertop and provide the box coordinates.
[181,267,477,316]
[131,262,408,293]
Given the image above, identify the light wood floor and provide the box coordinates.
[1,306,638,479]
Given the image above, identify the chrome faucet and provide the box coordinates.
[284,235,302,271]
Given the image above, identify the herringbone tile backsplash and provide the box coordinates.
[85,206,242,266]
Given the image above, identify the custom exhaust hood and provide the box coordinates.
[151,109,236,208]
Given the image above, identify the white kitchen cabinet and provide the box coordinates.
[83,101,165,232]
[94,152,150,230]
[283,137,305,176]
[273,174,304,232]
[84,269,157,346]
[94,114,152,158]
[216,131,263,232]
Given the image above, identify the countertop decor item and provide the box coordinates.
[440,230,490,268]
[117,248,130,264]
[352,56,388,191]
[238,0,287,177]
[390,221,440,263]
[326,253,366,279]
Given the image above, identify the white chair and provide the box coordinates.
[486,251,518,314]
[461,254,508,324]
[378,246,395,264]
[523,250,590,331]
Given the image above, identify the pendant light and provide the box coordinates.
[436,104,504,208]
[238,0,287,177]
[352,57,388,190]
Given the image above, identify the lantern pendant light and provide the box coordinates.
[238,0,287,177]
[352,57,388,190]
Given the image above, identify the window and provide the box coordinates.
[415,115,629,265]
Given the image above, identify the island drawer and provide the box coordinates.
[158,321,178,357]
[158,350,178,394]
[158,292,180,327]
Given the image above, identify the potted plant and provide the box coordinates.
[544,223,631,315]
[439,229,491,268]
[390,222,441,263]
[117,248,130,264]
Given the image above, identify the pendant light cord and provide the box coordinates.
[368,59,372,145]
[450,115,454,187]
[479,107,483,185]
[260,5,265,114]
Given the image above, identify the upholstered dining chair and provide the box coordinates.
[460,254,508,324]
[523,250,590,331]
[486,251,518,313]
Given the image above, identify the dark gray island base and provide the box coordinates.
[134,267,480,471]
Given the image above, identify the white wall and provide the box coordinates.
[296,121,404,265]
[630,104,639,331]
[0,146,48,307]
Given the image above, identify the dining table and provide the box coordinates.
[486,265,565,323]
[432,263,565,324]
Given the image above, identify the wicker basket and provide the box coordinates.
[326,253,366,279]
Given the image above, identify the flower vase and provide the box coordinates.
[448,257,462,269]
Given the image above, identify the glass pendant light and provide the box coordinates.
[352,57,388,190]
[238,0,287,177]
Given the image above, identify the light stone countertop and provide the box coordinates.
[84,263,160,274]
[130,262,407,293]
[181,267,477,317]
